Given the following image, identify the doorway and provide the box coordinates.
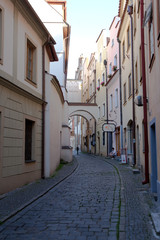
[150,119,157,193]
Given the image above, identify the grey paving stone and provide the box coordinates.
[0,154,158,240]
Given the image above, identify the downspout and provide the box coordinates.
[41,41,47,179]
[117,38,123,154]
[128,5,136,166]
[104,60,108,156]
[140,0,149,184]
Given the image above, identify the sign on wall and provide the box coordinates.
[102,123,116,132]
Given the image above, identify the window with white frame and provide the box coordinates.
[114,54,117,67]
[26,38,37,84]
[148,12,154,66]
[109,63,112,75]
[115,88,118,107]
[103,103,105,116]
[98,79,100,87]
[110,94,113,111]
[98,106,100,118]
[92,80,95,93]
[102,73,105,83]
[128,74,132,97]
[112,38,114,47]
[99,52,102,63]
[89,83,92,96]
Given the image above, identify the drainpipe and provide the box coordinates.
[128,5,136,166]
[41,41,47,179]
[140,0,149,184]
[117,38,123,154]
[104,60,109,156]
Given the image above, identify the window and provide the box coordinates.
[99,52,102,63]
[98,106,100,118]
[92,80,95,93]
[123,83,127,103]
[0,7,3,63]
[137,0,140,16]
[112,39,114,47]
[114,54,117,67]
[157,0,160,44]
[98,79,100,87]
[109,63,112,75]
[122,41,125,61]
[148,7,155,68]
[139,46,142,83]
[127,121,133,154]
[110,94,113,111]
[135,62,138,93]
[25,119,35,162]
[103,103,105,116]
[103,132,105,145]
[102,73,105,83]
[115,88,118,108]
[26,39,36,84]
[89,83,92,97]
[128,74,132,98]
[127,26,130,50]
[134,4,136,35]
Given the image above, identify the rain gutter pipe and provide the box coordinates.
[140,0,149,184]
[117,38,123,154]
[128,4,136,165]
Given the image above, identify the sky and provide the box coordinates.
[67,0,120,79]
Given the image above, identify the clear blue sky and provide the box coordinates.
[67,0,120,78]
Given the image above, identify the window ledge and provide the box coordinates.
[25,78,37,88]
[25,159,36,163]
[128,95,132,100]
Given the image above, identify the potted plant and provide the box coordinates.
[101,81,104,86]
[112,65,117,71]
[108,74,112,79]
[97,86,100,91]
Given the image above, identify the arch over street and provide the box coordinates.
[68,102,98,121]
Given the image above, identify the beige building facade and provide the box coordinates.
[96,29,108,156]
[118,0,145,170]
[0,0,58,193]
[143,0,160,200]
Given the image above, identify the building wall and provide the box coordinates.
[0,0,51,194]
[96,29,108,156]
[144,0,160,200]
[0,85,42,193]
[132,1,145,170]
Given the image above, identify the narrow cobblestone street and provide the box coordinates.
[0,154,158,240]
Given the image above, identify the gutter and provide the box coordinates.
[140,0,149,184]
[41,42,47,179]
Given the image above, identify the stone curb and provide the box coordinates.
[0,157,78,224]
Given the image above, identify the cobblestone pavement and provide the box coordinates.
[104,157,158,240]
[0,153,158,240]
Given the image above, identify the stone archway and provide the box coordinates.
[68,102,98,154]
